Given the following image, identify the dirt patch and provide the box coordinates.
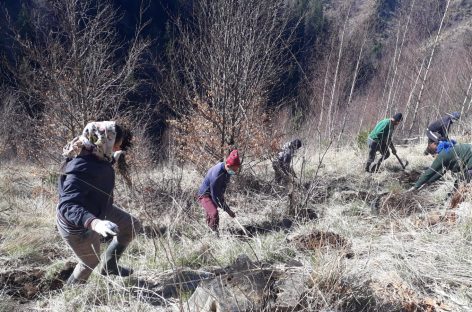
[413,211,457,228]
[376,280,446,312]
[371,191,435,216]
[291,230,352,256]
[228,218,293,238]
[327,278,447,312]
[0,262,75,301]
[450,183,472,208]
[395,170,422,185]
[403,298,442,312]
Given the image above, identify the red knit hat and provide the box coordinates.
[226,149,241,167]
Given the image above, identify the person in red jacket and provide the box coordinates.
[197,150,241,234]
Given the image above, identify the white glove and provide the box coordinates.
[113,150,125,162]
[91,219,119,237]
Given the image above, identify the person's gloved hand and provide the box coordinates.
[91,219,119,237]
[113,150,125,162]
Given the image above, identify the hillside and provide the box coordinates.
[1,0,472,153]
[1,1,472,310]
[1,142,472,311]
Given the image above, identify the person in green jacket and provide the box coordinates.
[411,142,472,191]
[365,113,403,172]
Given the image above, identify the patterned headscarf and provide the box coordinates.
[63,121,117,161]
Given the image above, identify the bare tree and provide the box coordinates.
[2,0,149,161]
[163,0,296,168]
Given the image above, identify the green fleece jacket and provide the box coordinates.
[368,119,394,145]
[415,143,472,189]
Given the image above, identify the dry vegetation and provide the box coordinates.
[1,142,472,311]
[1,0,472,311]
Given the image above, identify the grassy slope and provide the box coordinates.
[1,142,472,311]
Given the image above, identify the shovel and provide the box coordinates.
[394,153,409,170]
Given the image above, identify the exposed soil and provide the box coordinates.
[450,183,471,208]
[413,211,457,228]
[291,230,352,256]
[395,170,422,185]
[228,218,294,238]
[371,191,435,216]
[0,262,75,301]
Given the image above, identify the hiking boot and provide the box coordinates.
[100,240,134,277]
[371,163,381,173]
[66,274,86,285]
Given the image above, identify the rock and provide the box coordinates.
[132,269,214,305]
[184,255,275,312]
[272,268,312,311]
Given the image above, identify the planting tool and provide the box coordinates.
[394,153,408,170]
[233,217,248,236]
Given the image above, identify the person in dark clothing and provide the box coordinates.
[273,139,302,184]
[365,113,403,172]
[424,112,460,155]
[197,150,240,234]
[411,142,472,191]
[57,121,141,284]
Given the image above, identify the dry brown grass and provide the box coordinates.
[375,190,436,216]
[1,143,472,311]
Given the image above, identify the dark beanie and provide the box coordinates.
[393,113,403,122]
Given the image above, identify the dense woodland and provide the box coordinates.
[0,0,471,165]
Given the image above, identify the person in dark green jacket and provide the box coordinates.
[365,113,403,172]
[412,142,472,190]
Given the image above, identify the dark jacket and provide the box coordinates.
[57,154,115,232]
[198,162,230,210]
[276,141,297,168]
[427,115,454,139]
[415,144,472,189]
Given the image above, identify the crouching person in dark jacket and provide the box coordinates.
[272,139,302,185]
[197,150,241,235]
[57,121,141,284]
[424,112,460,155]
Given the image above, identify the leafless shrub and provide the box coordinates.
[161,0,296,169]
[2,0,150,163]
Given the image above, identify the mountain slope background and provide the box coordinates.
[1,1,472,311]
[0,0,471,160]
